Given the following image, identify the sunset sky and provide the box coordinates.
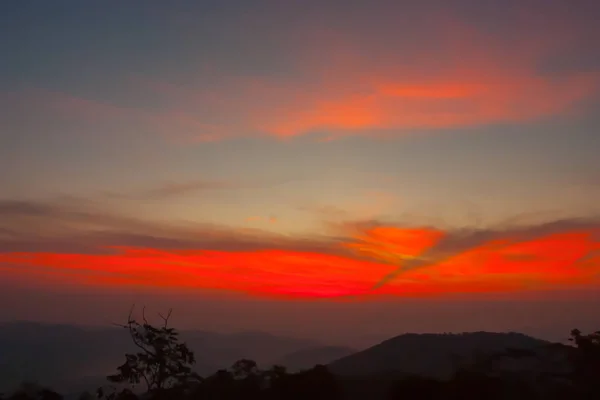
[1,0,600,345]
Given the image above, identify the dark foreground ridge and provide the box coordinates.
[0,310,598,400]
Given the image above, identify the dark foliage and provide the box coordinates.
[568,328,600,399]
[102,306,199,397]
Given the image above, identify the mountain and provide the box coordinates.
[0,321,319,393]
[181,330,319,368]
[328,331,553,378]
[273,346,356,371]
[0,323,574,396]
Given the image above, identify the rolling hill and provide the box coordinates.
[328,331,554,378]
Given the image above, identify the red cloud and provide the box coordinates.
[373,231,600,297]
[1,223,599,300]
[0,249,396,299]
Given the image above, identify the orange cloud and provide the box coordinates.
[373,231,600,297]
[137,12,598,140]
[253,74,596,138]
[5,10,597,143]
[343,226,445,265]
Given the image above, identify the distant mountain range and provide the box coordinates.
[0,321,322,394]
[0,322,574,397]
[274,346,356,372]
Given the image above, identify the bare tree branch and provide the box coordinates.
[142,306,149,326]
[158,308,173,328]
[127,304,136,324]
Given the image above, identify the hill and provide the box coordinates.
[328,331,552,378]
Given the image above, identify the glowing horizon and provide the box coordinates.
[1,210,599,299]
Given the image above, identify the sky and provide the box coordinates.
[1,0,600,346]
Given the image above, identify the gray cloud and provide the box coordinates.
[102,175,305,200]
[0,198,346,256]
[102,180,232,200]
[143,180,230,198]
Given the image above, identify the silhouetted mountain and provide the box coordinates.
[329,331,552,378]
[0,321,319,393]
[273,346,356,371]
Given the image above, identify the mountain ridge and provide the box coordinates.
[328,331,553,378]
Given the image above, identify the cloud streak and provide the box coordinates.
[0,199,341,255]
[102,180,233,200]
[0,198,599,299]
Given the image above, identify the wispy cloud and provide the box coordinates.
[0,198,343,255]
[102,180,232,200]
[144,180,230,197]
[3,6,598,143]
[245,216,278,224]
[100,176,303,200]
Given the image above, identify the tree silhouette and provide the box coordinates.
[262,365,290,398]
[230,359,263,398]
[231,359,260,380]
[104,306,198,396]
[6,383,63,400]
[568,328,600,398]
